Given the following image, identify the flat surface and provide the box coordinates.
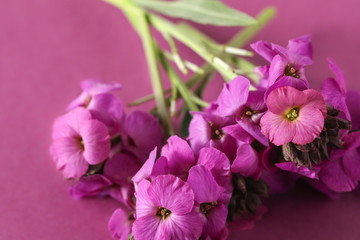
[1,0,359,239]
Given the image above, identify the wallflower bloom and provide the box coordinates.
[187,165,228,239]
[132,175,202,240]
[216,76,269,146]
[108,205,135,240]
[260,86,326,146]
[251,35,313,98]
[50,108,111,178]
[67,79,125,136]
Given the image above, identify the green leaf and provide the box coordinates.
[133,0,256,26]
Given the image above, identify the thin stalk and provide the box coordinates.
[147,14,238,81]
[159,51,199,111]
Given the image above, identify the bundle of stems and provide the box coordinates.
[103,0,276,136]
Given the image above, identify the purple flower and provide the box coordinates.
[50,108,111,178]
[103,153,141,186]
[160,135,196,177]
[67,79,122,110]
[251,35,313,98]
[121,111,164,161]
[216,76,269,146]
[231,142,263,179]
[188,111,237,160]
[68,174,112,199]
[108,205,135,240]
[132,175,202,240]
[321,58,351,121]
[319,131,360,192]
[132,138,233,204]
[260,86,327,146]
[187,165,228,239]
[67,79,125,136]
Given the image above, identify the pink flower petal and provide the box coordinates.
[232,142,262,179]
[52,115,77,139]
[125,111,163,155]
[342,149,360,181]
[103,153,141,186]
[321,77,350,120]
[151,156,169,178]
[222,124,253,143]
[80,119,110,165]
[64,108,93,133]
[236,117,269,147]
[292,105,324,145]
[132,215,161,240]
[188,114,211,154]
[250,40,278,62]
[158,209,202,240]
[320,159,358,192]
[51,138,88,178]
[81,79,122,95]
[260,111,296,146]
[68,174,112,200]
[135,179,155,219]
[197,147,231,189]
[108,207,133,240]
[264,76,309,101]
[216,76,249,117]
[132,147,157,184]
[148,175,194,215]
[161,136,195,175]
[268,55,288,86]
[287,34,313,61]
[303,89,327,117]
[327,58,346,94]
[61,151,88,179]
[87,93,125,136]
[187,165,224,203]
[275,162,319,179]
[266,86,307,115]
[202,203,228,240]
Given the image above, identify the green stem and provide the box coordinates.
[159,51,199,112]
[138,16,174,135]
[147,14,238,82]
[109,0,174,135]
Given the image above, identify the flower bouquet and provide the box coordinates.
[49,0,360,239]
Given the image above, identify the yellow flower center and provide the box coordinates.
[286,107,299,121]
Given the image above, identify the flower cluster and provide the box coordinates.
[50,79,164,205]
[250,36,359,196]
[50,36,360,240]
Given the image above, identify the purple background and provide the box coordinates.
[1,0,360,239]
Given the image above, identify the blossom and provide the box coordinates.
[260,86,326,146]
[66,79,125,136]
[216,76,269,146]
[321,58,351,121]
[188,111,237,160]
[108,205,135,240]
[121,111,164,162]
[319,129,360,192]
[132,175,202,240]
[67,79,122,111]
[68,174,112,199]
[251,35,313,98]
[50,108,111,178]
[187,165,228,239]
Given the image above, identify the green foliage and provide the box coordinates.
[133,0,256,26]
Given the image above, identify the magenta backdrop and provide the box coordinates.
[1,0,360,239]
